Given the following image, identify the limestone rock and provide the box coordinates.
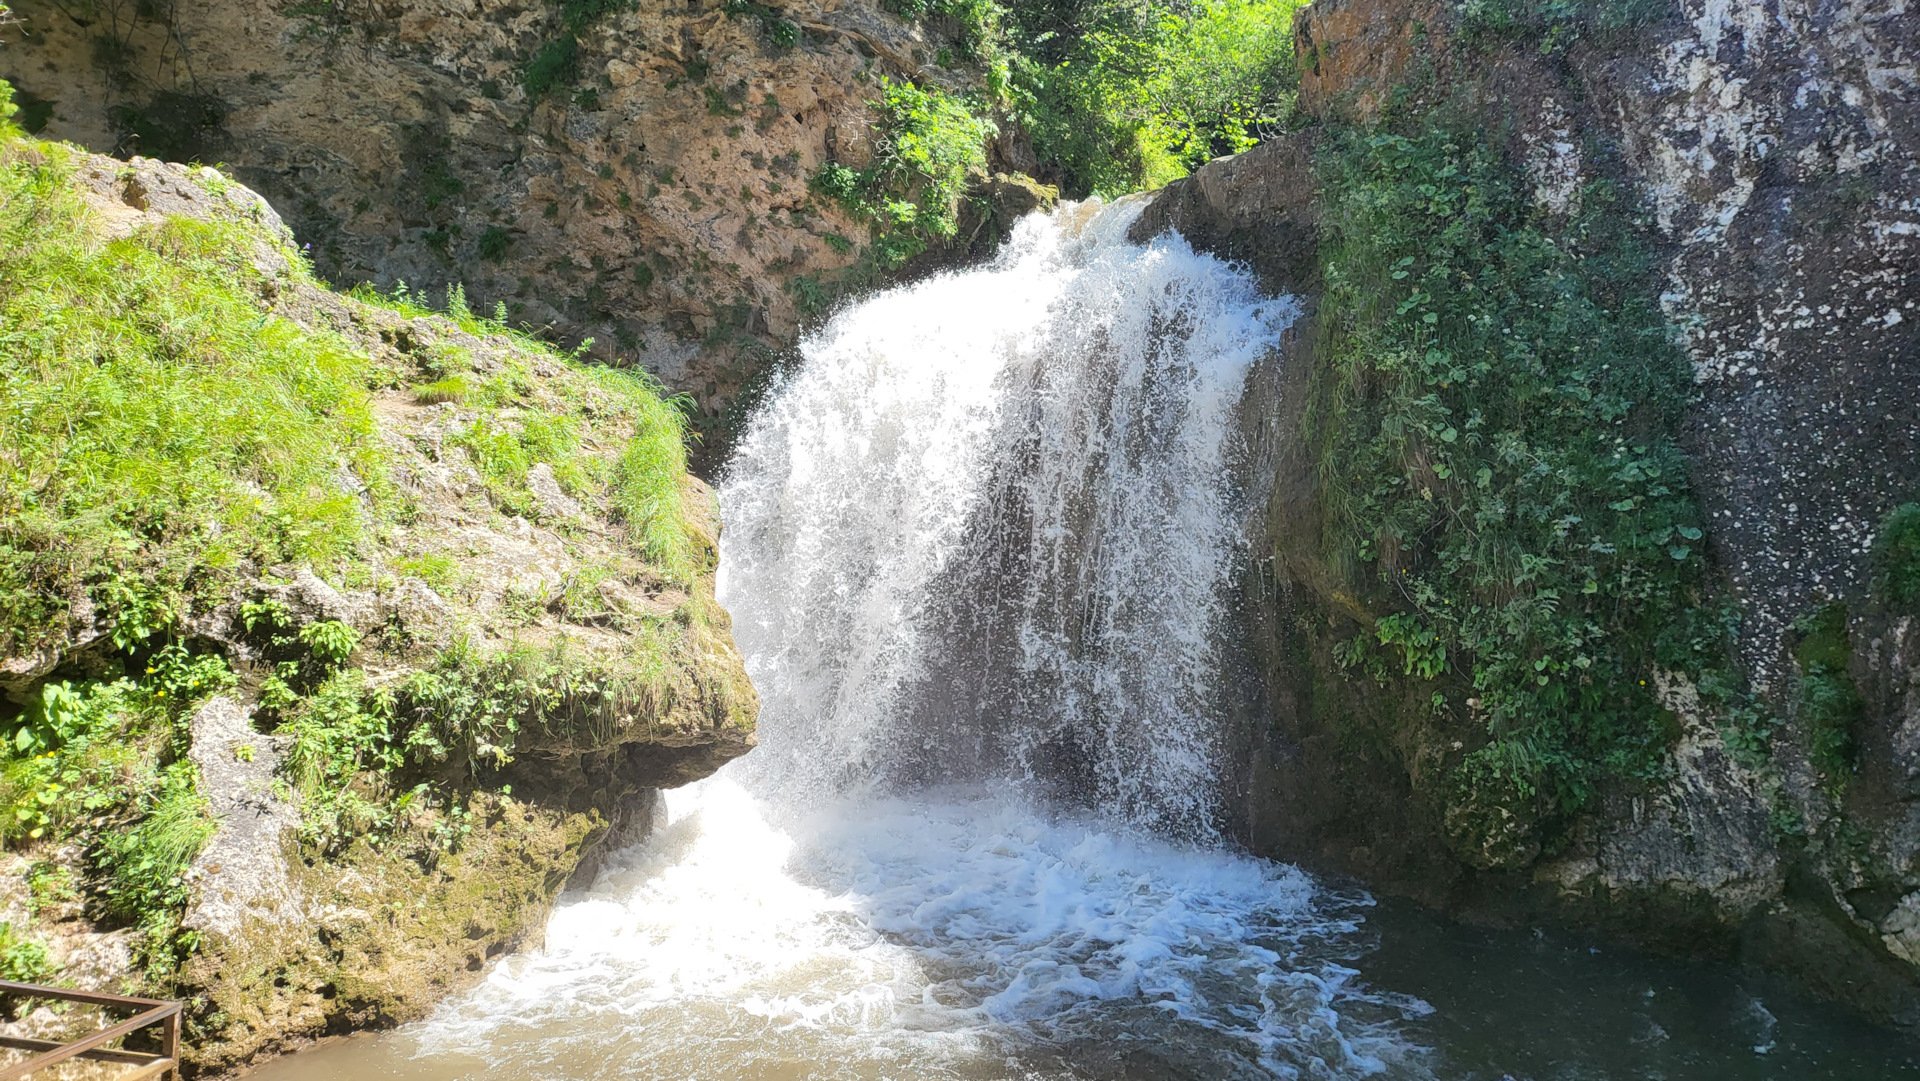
[526,462,584,521]
[1125,132,1320,296]
[0,147,759,1073]
[183,695,301,938]
[1142,0,1920,1029]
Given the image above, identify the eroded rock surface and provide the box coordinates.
[1141,0,1920,1030]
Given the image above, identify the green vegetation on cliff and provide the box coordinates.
[1001,0,1307,196]
[810,78,998,268]
[814,0,1307,255]
[1309,115,1729,861]
[0,78,738,1016]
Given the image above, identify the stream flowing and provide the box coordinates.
[251,203,1920,1080]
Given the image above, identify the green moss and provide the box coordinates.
[178,792,600,1072]
[1310,113,1721,833]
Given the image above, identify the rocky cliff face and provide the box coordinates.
[0,138,755,1072]
[1,0,972,446]
[1136,0,1920,1031]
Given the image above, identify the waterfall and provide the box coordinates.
[720,199,1297,835]
[261,201,1420,1081]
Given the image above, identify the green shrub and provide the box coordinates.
[1313,117,1718,825]
[0,922,55,983]
[0,78,17,139]
[809,79,996,266]
[298,620,361,667]
[525,0,630,99]
[478,225,511,262]
[1458,0,1668,49]
[0,646,227,845]
[992,0,1304,197]
[1874,502,1920,607]
[1791,604,1859,781]
[525,37,580,98]
[724,0,800,48]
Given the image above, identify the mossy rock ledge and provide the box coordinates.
[0,132,756,1074]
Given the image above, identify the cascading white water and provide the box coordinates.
[249,201,1425,1081]
[724,199,1298,834]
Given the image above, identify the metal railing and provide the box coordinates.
[0,981,180,1080]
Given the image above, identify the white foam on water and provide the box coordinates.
[406,775,1416,1080]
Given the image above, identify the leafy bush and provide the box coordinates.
[1312,118,1719,827]
[725,0,800,49]
[810,79,996,267]
[1,646,229,844]
[298,620,361,666]
[525,37,581,99]
[993,0,1305,197]
[1874,502,1920,607]
[1790,604,1859,781]
[0,922,55,983]
[478,225,511,262]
